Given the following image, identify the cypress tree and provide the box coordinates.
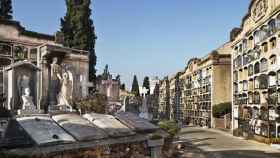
[0,0,13,20]
[120,84,126,91]
[131,75,140,96]
[142,76,150,95]
[60,0,97,86]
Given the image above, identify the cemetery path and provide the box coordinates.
[176,126,280,158]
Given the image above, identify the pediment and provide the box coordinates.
[250,0,268,23]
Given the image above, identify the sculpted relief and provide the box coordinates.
[252,0,268,22]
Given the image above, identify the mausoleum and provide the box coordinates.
[0,20,91,113]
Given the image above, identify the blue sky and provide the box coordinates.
[13,0,250,89]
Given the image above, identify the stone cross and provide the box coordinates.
[141,87,149,98]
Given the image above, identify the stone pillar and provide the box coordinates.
[39,57,49,111]
[151,146,162,158]
[147,138,164,158]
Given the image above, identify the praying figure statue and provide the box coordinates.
[49,57,62,105]
[22,88,36,110]
[57,70,73,107]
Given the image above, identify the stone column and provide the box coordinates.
[147,138,164,158]
[39,57,49,111]
[151,146,162,158]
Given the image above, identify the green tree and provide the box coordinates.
[131,75,140,96]
[120,83,125,90]
[60,0,97,87]
[142,76,150,94]
[212,102,232,118]
[0,0,12,20]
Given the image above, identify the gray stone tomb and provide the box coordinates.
[52,114,108,141]
[115,112,159,132]
[83,113,135,137]
[16,116,75,146]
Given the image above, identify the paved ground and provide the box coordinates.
[176,126,280,158]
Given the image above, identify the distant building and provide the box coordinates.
[182,43,232,128]
[159,77,170,119]
[96,66,121,113]
[150,76,160,95]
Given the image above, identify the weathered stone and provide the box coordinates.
[52,114,108,141]
[83,113,135,137]
[16,115,75,146]
[115,112,159,132]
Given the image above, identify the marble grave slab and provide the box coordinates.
[16,116,75,146]
[115,112,159,132]
[52,114,108,141]
[83,113,135,137]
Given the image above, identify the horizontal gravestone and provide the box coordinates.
[16,116,75,146]
[115,112,159,133]
[52,114,108,141]
[83,113,135,137]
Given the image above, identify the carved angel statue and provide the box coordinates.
[57,70,73,107]
[17,74,31,98]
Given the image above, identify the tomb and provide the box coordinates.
[52,114,108,141]
[16,116,76,146]
[0,20,92,114]
[115,112,159,133]
[83,113,135,137]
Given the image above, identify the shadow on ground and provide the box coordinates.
[175,141,280,158]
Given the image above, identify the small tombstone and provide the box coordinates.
[83,113,135,137]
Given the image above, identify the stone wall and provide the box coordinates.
[213,114,232,130]
[30,142,150,158]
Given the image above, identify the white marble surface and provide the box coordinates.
[16,116,75,146]
[52,114,107,141]
[83,113,135,137]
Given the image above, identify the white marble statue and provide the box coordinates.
[22,88,36,110]
[17,74,31,98]
[57,71,73,106]
[139,87,150,120]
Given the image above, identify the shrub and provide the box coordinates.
[158,120,180,137]
[271,138,280,144]
[149,134,163,140]
[212,102,232,118]
[75,93,107,114]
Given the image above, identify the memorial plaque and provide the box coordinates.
[52,114,108,141]
[83,113,135,137]
[16,116,75,146]
[115,112,159,133]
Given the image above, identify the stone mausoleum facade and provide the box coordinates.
[0,20,91,112]
[232,0,280,140]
